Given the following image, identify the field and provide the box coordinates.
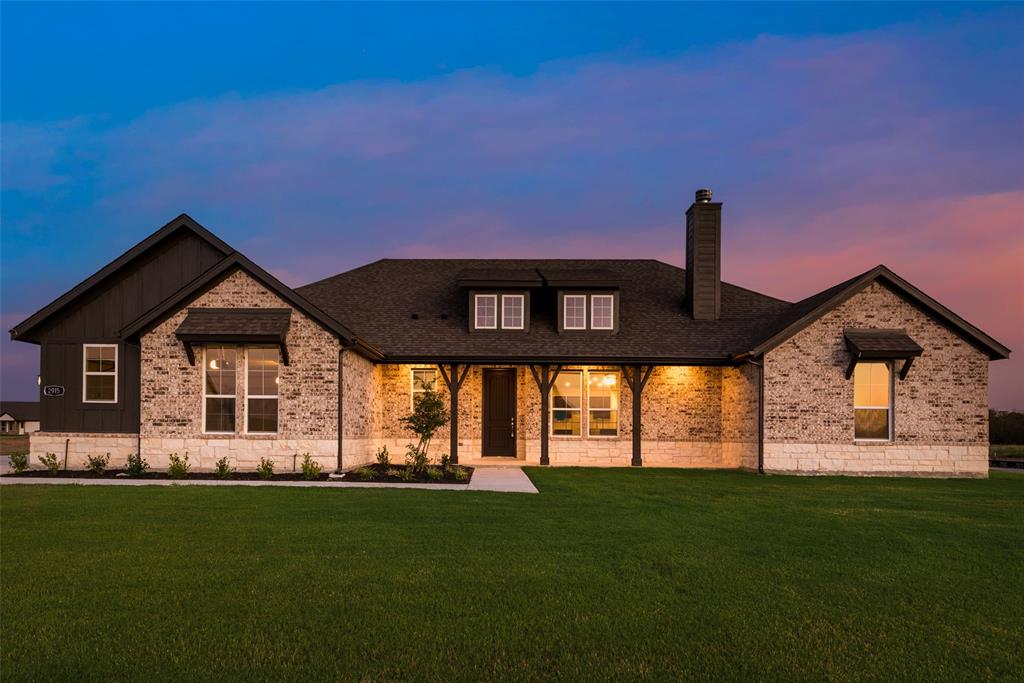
[2,469,1022,681]
[0,434,29,456]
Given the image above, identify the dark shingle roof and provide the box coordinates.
[0,401,40,421]
[298,260,790,361]
[844,328,923,357]
[175,308,291,339]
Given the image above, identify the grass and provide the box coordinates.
[0,434,29,456]
[990,444,1024,459]
[2,470,1022,681]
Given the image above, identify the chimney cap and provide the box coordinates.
[695,188,713,203]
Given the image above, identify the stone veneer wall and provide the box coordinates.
[721,363,760,471]
[138,269,342,471]
[763,281,989,477]
[341,349,382,469]
[28,432,138,470]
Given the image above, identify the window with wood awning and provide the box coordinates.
[843,328,923,380]
[175,308,292,366]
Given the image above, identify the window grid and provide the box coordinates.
[588,371,619,436]
[204,345,237,434]
[563,295,587,330]
[853,362,892,441]
[591,295,614,330]
[475,294,497,329]
[246,347,279,434]
[411,368,437,409]
[502,294,525,330]
[83,344,118,403]
[551,370,583,436]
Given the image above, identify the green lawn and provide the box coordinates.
[2,470,1022,681]
[991,444,1024,458]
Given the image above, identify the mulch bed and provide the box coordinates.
[339,463,473,484]
[1,469,331,481]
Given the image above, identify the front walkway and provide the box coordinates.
[0,465,539,493]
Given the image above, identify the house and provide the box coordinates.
[0,402,40,435]
[8,190,1010,477]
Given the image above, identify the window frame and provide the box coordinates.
[590,294,615,331]
[82,343,118,404]
[410,367,438,410]
[501,294,525,330]
[474,294,498,330]
[202,345,238,435]
[550,370,584,437]
[587,370,620,437]
[562,295,587,331]
[245,347,280,435]
[853,361,894,442]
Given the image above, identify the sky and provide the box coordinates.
[2,2,1022,408]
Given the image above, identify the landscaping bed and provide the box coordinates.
[1,469,330,481]
[340,463,473,484]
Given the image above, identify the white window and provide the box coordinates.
[551,371,582,436]
[204,345,237,433]
[83,344,117,403]
[411,368,437,408]
[854,362,892,441]
[591,295,614,330]
[502,294,524,329]
[588,371,619,436]
[246,347,279,434]
[475,294,497,329]
[563,295,586,330]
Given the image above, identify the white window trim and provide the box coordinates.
[563,295,587,330]
[550,370,583,438]
[501,294,525,330]
[245,347,280,435]
[474,294,498,329]
[590,295,615,330]
[410,367,437,410]
[853,361,894,443]
[203,346,237,435]
[587,370,620,437]
[82,343,118,404]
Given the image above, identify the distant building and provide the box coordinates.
[0,402,40,435]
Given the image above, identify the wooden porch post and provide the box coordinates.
[623,364,654,467]
[529,364,561,466]
[438,363,471,465]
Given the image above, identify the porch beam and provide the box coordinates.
[528,364,561,466]
[436,363,468,465]
[623,364,653,467]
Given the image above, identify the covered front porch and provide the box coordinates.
[346,360,760,470]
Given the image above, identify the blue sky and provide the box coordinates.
[2,2,1022,406]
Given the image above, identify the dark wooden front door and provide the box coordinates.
[482,369,517,456]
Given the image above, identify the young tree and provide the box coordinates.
[400,381,449,472]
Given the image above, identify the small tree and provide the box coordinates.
[400,381,449,472]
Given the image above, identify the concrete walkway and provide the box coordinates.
[0,465,539,493]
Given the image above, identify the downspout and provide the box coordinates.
[337,346,344,473]
[746,355,765,475]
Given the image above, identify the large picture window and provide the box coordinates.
[246,348,279,433]
[83,344,118,403]
[204,346,237,433]
[854,362,892,440]
[588,371,619,436]
[474,294,497,329]
[563,295,586,330]
[411,367,437,408]
[551,371,582,436]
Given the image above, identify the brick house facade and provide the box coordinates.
[10,193,1009,477]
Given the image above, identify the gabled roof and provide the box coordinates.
[9,214,233,341]
[742,265,1010,360]
[0,401,40,422]
[120,253,381,358]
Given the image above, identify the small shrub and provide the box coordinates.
[39,452,61,475]
[355,466,376,481]
[214,457,233,479]
[453,467,469,483]
[301,453,323,481]
[257,457,275,480]
[85,453,110,474]
[375,445,390,468]
[125,452,149,476]
[397,466,415,482]
[440,453,451,471]
[8,452,28,473]
[425,466,443,482]
[405,444,430,475]
[167,452,190,479]
[385,468,401,479]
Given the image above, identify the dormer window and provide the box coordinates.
[474,294,497,329]
[502,294,524,329]
[563,295,587,330]
[591,295,614,330]
[559,292,618,332]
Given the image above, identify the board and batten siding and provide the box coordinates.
[33,229,228,434]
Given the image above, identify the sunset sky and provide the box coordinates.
[2,2,1022,407]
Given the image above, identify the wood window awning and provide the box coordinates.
[175,308,291,365]
[844,328,923,380]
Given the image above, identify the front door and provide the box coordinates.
[482,369,517,456]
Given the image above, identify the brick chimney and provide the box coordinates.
[686,188,721,320]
